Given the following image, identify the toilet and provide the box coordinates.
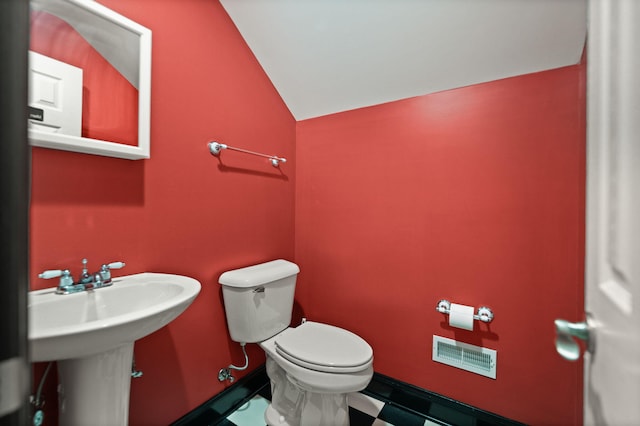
[219,259,374,426]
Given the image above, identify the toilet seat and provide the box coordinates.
[274,321,373,373]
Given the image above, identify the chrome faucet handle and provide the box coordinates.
[99,261,126,283]
[105,261,125,270]
[38,269,73,287]
[38,269,64,279]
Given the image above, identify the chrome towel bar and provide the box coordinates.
[208,141,287,167]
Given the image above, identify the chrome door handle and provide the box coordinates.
[554,319,590,361]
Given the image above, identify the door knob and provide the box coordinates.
[554,319,590,361]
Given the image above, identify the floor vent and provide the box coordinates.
[432,335,497,379]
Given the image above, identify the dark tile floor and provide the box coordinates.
[218,387,438,426]
[171,366,526,426]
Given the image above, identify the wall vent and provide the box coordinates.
[432,335,497,379]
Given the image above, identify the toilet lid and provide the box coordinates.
[275,321,373,373]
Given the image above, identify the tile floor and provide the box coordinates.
[221,392,440,426]
[171,366,525,426]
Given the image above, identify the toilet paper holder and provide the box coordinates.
[436,299,494,323]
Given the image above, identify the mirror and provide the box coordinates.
[29,0,151,160]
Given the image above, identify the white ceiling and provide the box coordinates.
[220,0,587,121]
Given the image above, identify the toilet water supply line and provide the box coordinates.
[218,342,249,383]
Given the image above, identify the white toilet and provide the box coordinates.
[219,259,374,426]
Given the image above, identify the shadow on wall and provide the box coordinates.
[436,319,499,347]
[209,153,290,181]
[31,148,145,206]
[130,327,190,414]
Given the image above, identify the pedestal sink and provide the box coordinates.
[28,273,201,425]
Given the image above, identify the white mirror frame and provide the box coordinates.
[29,0,151,160]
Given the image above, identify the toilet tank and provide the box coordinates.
[219,259,300,343]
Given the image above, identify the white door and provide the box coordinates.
[28,51,83,136]
[556,0,640,424]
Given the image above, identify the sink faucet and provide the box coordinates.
[38,259,126,294]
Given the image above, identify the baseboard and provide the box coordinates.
[362,372,526,426]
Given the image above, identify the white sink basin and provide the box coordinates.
[29,272,201,362]
[28,272,201,426]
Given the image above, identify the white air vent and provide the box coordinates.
[432,336,497,379]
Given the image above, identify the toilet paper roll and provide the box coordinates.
[448,303,475,331]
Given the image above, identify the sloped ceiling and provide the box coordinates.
[220,0,587,121]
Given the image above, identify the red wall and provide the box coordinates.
[30,1,585,425]
[29,1,295,424]
[295,65,586,425]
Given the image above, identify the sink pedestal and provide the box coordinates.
[57,343,134,426]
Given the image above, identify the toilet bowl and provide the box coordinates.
[218,260,374,426]
[260,322,373,426]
